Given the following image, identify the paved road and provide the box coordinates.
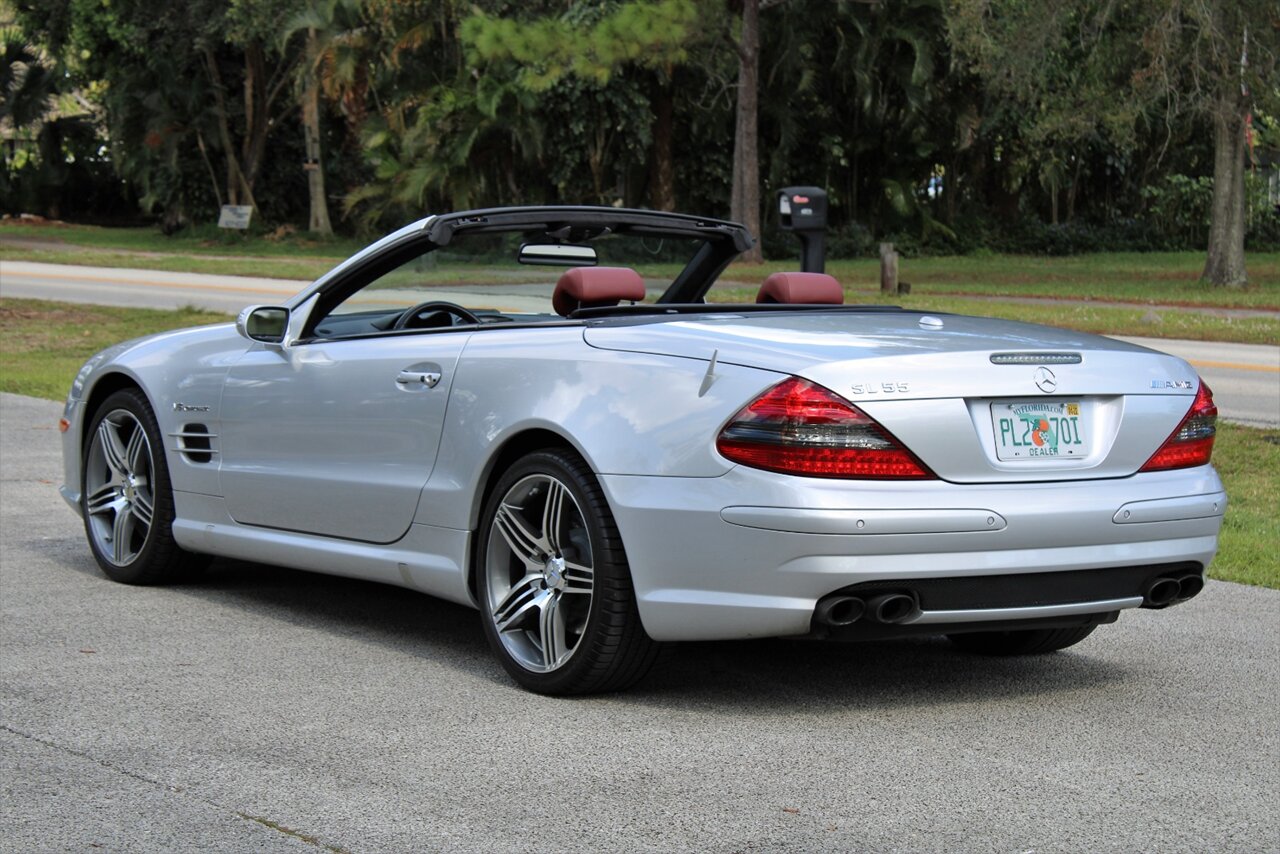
[2,260,1277,427]
[2,392,1278,851]
[1117,337,1279,428]
[0,259,554,315]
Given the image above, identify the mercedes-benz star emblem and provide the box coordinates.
[1033,366,1058,394]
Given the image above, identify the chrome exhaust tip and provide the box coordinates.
[1142,577,1182,608]
[1176,574,1205,601]
[866,593,918,624]
[814,595,866,626]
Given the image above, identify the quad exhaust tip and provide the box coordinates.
[1177,574,1204,600]
[814,592,920,627]
[814,596,865,626]
[815,570,1207,625]
[865,593,918,624]
[1141,573,1206,609]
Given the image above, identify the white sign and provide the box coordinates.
[218,205,254,229]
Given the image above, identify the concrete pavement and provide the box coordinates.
[2,391,1279,851]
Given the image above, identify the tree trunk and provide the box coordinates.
[241,42,270,204]
[589,124,607,203]
[649,76,676,212]
[1202,103,1248,287]
[944,156,958,227]
[195,132,224,208]
[731,0,762,262]
[729,104,744,223]
[38,121,64,219]
[1067,158,1082,222]
[303,30,333,236]
[204,48,256,211]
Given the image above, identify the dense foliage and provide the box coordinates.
[4,0,1278,263]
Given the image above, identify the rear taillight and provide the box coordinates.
[716,377,935,479]
[1139,380,1217,472]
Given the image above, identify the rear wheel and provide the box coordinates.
[82,389,202,584]
[477,449,662,695]
[947,625,1097,656]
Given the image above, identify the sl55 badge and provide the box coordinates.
[1151,379,1194,390]
[850,382,910,394]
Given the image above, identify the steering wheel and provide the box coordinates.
[391,300,482,330]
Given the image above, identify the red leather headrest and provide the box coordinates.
[553,267,646,317]
[756,272,844,305]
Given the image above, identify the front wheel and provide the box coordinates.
[82,389,203,584]
[477,449,662,695]
[947,625,1097,656]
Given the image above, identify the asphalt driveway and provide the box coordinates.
[2,392,1277,852]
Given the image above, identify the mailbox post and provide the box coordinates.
[777,186,828,273]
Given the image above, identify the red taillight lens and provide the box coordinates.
[716,377,935,479]
[1139,380,1217,472]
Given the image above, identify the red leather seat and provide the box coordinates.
[553,267,647,317]
[756,272,844,305]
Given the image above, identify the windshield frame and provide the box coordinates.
[296,206,754,337]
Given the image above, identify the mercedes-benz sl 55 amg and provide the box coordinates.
[59,207,1225,694]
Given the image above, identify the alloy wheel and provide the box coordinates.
[484,473,595,673]
[84,409,156,567]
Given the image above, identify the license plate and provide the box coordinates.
[991,400,1088,461]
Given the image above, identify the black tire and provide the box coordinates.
[947,625,1097,656]
[81,388,204,584]
[476,449,663,695]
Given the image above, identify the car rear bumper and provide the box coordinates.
[600,465,1225,642]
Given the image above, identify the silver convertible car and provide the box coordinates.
[60,207,1225,694]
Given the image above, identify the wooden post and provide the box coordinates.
[879,242,899,296]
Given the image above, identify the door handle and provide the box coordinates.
[396,370,441,388]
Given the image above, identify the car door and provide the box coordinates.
[218,329,468,544]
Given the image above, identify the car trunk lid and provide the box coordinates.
[584,311,1202,482]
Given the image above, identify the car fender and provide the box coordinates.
[71,324,249,501]
[413,328,785,532]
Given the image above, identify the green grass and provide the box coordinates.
[1204,424,1280,589]
[5,221,1278,307]
[721,252,1280,308]
[0,299,230,400]
[1,221,362,258]
[889,294,1280,343]
[706,288,1280,344]
[1,295,1274,590]
[5,246,1277,342]
[0,246,346,281]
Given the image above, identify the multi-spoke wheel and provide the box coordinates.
[82,389,199,584]
[477,449,662,695]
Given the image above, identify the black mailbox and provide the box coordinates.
[777,186,828,273]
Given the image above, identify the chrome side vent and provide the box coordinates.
[172,423,217,464]
[990,352,1082,365]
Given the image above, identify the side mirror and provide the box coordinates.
[518,243,598,266]
[236,305,289,344]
